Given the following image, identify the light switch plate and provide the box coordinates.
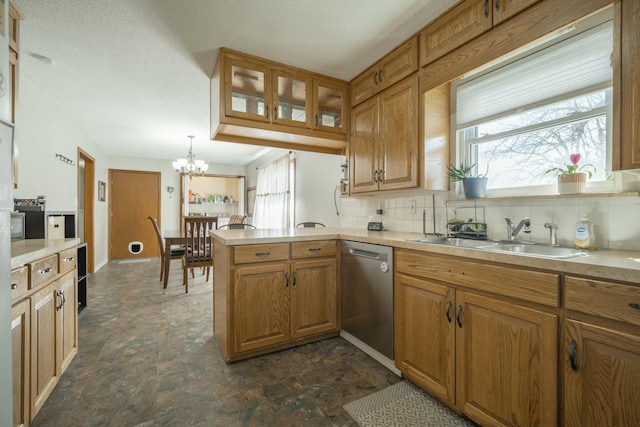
[409,200,416,214]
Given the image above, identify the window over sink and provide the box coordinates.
[454,9,613,194]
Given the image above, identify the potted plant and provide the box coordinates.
[447,162,488,198]
[544,153,595,194]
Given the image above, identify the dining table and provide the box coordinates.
[162,229,184,289]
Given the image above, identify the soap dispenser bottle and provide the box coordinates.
[574,213,596,250]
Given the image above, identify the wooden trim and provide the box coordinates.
[78,148,95,273]
[618,0,640,169]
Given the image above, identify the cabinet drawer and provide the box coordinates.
[565,276,640,327]
[291,240,336,259]
[234,243,289,264]
[396,249,559,307]
[29,254,59,289]
[11,266,28,300]
[59,247,77,275]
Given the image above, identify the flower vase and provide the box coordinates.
[557,173,586,194]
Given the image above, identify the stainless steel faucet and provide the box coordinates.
[504,217,531,240]
[544,223,559,246]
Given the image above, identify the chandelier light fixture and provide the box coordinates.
[172,135,209,180]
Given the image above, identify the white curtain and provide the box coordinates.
[253,154,292,229]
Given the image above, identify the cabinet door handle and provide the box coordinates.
[274,105,278,120]
[315,114,319,126]
[456,305,463,328]
[494,0,500,11]
[285,272,290,287]
[484,0,489,18]
[373,170,378,183]
[569,339,578,371]
[56,291,62,311]
[255,252,271,257]
[445,301,452,323]
[629,302,640,310]
[40,267,53,274]
[378,69,383,83]
[292,272,297,286]
[373,71,378,85]
[11,283,18,290]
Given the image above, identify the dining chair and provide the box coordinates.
[148,216,186,282]
[228,214,247,224]
[183,216,218,293]
[217,223,257,230]
[296,222,326,228]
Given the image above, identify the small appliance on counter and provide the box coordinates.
[10,211,25,240]
[14,197,46,239]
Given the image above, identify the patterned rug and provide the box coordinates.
[344,381,476,427]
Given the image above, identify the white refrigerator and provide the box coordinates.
[0,119,15,425]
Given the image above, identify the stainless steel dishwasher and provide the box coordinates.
[341,240,395,371]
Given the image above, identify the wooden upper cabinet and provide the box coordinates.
[351,36,418,106]
[272,67,311,129]
[420,0,492,67]
[212,48,348,155]
[419,0,541,67]
[223,53,271,123]
[494,0,542,24]
[313,78,348,134]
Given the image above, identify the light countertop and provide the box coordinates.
[11,238,80,269]
[211,227,640,284]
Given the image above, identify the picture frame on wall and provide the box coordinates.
[98,180,106,201]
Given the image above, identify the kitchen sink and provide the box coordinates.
[406,237,588,259]
[406,237,494,248]
[476,243,587,259]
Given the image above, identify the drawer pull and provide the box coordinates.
[308,248,322,252]
[569,339,578,371]
[255,252,271,257]
[40,267,53,274]
[629,303,640,310]
[64,257,74,262]
[285,272,290,287]
[11,283,18,290]
[456,305,463,328]
[445,301,452,323]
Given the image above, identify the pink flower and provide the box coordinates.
[569,153,581,165]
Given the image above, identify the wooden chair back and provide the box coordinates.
[183,216,218,268]
[296,222,326,228]
[229,215,247,224]
[148,216,165,257]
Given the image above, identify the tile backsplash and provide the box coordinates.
[338,193,640,251]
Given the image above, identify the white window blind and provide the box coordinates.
[456,20,613,129]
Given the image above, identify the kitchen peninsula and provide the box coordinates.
[212,227,640,427]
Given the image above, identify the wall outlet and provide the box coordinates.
[409,200,416,214]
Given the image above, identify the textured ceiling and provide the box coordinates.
[14,0,457,165]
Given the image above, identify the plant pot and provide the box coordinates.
[557,173,586,194]
[462,177,488,198]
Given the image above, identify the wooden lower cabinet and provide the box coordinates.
[11,299,30,427]
[31,281,59,418]
[563,319,640,427]
[456,291,558,427]
[222,241,339,360]
[395,273,455,405]
[290,258,337,339]
[233,263,290,354]
[395,249,558,427]
[29,270,78,421]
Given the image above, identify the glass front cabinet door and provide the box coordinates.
[224,54,271,123]
[313,79,347,134]
[272,69,311,129]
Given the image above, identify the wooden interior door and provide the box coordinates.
[109,169,161,261]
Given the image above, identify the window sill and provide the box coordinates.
[447,191,640,203]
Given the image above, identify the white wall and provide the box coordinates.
[246,148,343,227]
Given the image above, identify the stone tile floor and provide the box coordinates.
[31,259,400,427]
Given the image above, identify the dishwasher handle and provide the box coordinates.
[349,248,383,260]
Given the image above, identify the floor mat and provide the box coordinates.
[344,381,476,427]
